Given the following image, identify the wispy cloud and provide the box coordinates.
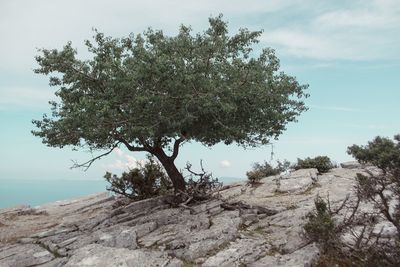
[309,105,364,112]
[343,123,395,130]
[0,0,294,71]
[2,0,398,74]
[0,87,55,110]
[315,0,400,29]
[280,137,347,145]
[262,0,400,61]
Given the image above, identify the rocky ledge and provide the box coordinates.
[0,163,370,266]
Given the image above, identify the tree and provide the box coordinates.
[348,134,400,237]
[32,15,308,192]
[303,134,400,266]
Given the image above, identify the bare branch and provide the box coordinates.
[332,194,350,215]
[185,160,206,177]
[71,143,120,171]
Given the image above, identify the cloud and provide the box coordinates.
[263,30,340,60]
[3,0,398,75]
[309,105,364,112]
[0,87,55,110]
[261,0,400,61]
[343,123,394,130]
[220,160,231,168]
[103,148,146,171]
[315,0,400,29]
[0,0,294,71]
[113,147,124,157]
[280,137,347,145]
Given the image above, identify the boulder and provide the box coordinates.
[340,161,361,169]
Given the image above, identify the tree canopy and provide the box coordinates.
[348,135,400,173]
[33,15,308,192]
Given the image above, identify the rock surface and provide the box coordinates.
[340,161,362,169]
[0,166,374,266]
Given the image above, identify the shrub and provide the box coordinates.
[246,161,277,184]
[294,156,334,173]
[104,155,172,200]
[348,134,400,239]
[304,196,337,251]
[246,160,291,184]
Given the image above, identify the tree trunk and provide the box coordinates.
[152,148,186,192]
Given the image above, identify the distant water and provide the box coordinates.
[0,179,109,209]
[0,177,244,209]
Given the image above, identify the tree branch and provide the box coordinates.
[117,137,148,152]
[170,136,185,161]
[71,143,120,171]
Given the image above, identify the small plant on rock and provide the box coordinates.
[304,196,338,251]
[246,160,291,185]
[294,156,334,173]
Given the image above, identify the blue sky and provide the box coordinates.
[0,0,399,181]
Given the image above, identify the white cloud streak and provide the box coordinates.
[0,87,55,110]
[0,0,293,71]
[280,137,347,145]
[262,0,400,61]
[1,0,398,74]
[220,160,231,168]
[343,123,395,130]
[309,105,365,112]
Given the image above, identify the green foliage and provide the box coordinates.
[104,155,171,200]
[294,156,334,173]
[348,135,400,173]
[31,15,308,192]
[32,15,308,149]
[304,196,337,250]
[348,134,400,237]
[307,134,400,266]
[246,160,291,184]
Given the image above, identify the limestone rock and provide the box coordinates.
[340,161,361,169]
[251,243,319,267]
[202,238,269,267]
[1,167,396,266]
[0,244,55,266]
[64,244,182,267]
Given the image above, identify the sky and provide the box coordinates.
[0,0,399,181]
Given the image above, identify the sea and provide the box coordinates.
[0,177,244,209]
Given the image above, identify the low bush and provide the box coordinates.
[104,155,172,200]
[304,196,337,251]
[294,156,334,173]
[246,160,291,184]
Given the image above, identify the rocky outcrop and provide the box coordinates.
[0,166,373,266]
[340,161,362,169]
